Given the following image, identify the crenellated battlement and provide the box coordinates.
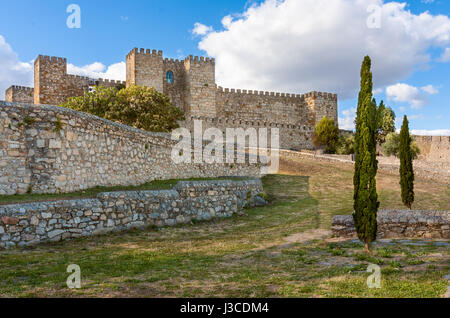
[35,55,67,64]
[127,48,163,59]
[184,54,215,64]
[216,86,337,101]
[7,85,34,92]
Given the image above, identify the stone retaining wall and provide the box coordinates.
[332,210,450,239]
[0,179,264,249]
[0,101,262,195]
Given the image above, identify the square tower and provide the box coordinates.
[183,55,216,118]
[126,48,164,92]
[34,55,68,105]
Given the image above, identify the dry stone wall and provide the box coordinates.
[332,210,450,239]
[0,179,264,249]
[0,101,262,195]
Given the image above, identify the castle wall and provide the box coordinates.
[5,86,34,104]
[215,87,315,126]
[414,135,450,162]
[0,101,262,195]
[183,116,315,151]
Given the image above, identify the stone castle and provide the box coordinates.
[5,47,338,150]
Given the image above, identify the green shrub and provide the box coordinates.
[337,133,355,155]
[61,85,185,133]
[313,116,339,153]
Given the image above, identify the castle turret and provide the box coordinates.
[305,91,338,125]
[183,55,216,118]
[34,55,68,105]
[126,48,164,92]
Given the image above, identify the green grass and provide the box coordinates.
[0,157,448,298]
[0,176,250,206]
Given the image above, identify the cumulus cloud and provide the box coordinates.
[0,35,33,99]
[193,0,450,99]
[386,83,438,109]
[338,107,357,131]
[439,48,450,62]
[421,84,439,95]
[192,23,213,36]
[67,62,126,81]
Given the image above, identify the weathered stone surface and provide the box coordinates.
[0,102,263,195]
[332,210,450,239]
[1,216,19,225]
[0,179,264,249]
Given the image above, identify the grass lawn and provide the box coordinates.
[0,156,448,297]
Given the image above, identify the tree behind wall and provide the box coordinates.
[353,56,379,253]
[313,116,339,153]
[399,115,415,209]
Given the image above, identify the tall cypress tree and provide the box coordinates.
[399,115,414,209]
[353,56,379,253]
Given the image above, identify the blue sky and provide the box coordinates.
[0,0,449,134]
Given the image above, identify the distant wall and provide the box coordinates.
[332,210,450,239]
[0,179,264,249]
[414,135,450,162]
[0,101,262,195]
[5,86,34,104]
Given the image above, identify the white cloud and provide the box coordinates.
[192,23,213,36]
[67,62,126,81]
[411,129,450,136]
[0,35,33,100]
[386,83,430,109]
[438,48,450,62]
[194,0,450,99]
[338,107,357,130]
[420,84,439,95]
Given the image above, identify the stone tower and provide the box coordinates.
[183,55,216,118]
[126,48,164,92]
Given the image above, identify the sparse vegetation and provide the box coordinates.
[53,116,63,133]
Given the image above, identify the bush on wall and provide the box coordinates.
[61,85,185,133]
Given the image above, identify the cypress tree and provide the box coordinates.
[353,56,379,253]
[399,115,414,209]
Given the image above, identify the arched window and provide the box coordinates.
[166,71,174,84]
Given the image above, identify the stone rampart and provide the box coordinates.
[0,101,262,195]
